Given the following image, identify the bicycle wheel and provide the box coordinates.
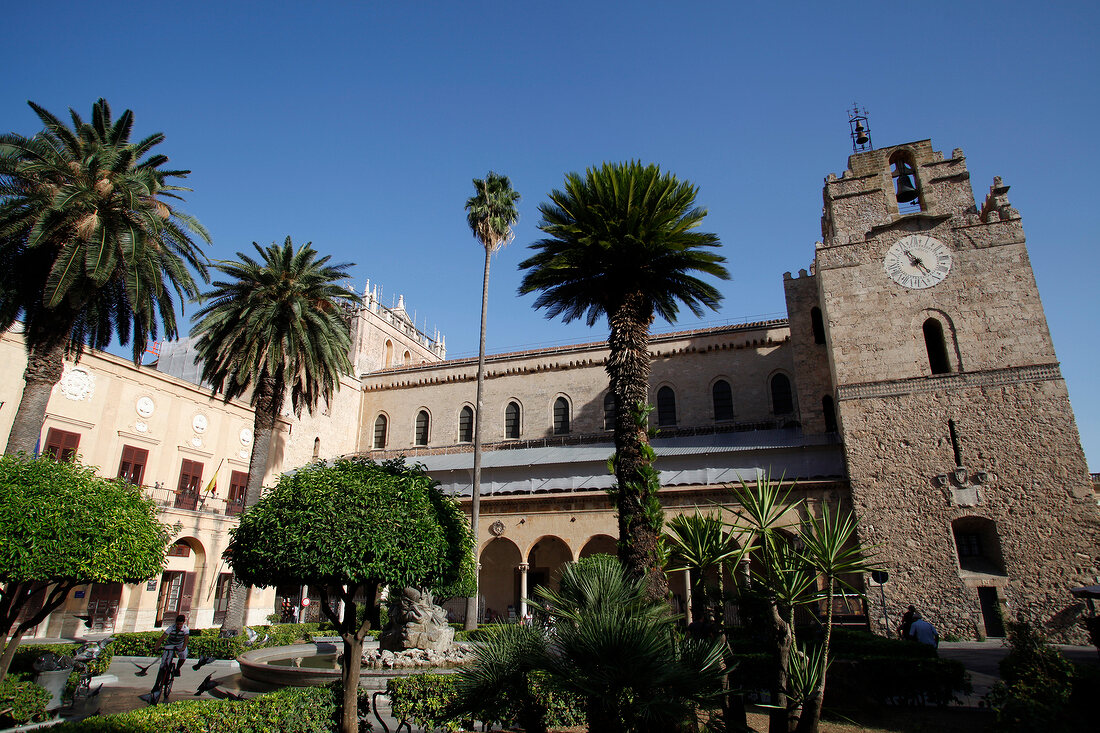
[161,660,175,702]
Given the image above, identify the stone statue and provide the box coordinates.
[379,586,454,653]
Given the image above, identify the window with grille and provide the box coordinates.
[44,428,80,462]
[505,402,520,439]
[167,541,191,557]
[553,397,570,435]
[771,374,794,415]
[415,410,430,446]
[459,406,474,443]
[117,445,149,484]
[373,415,387,449]
[603,393,615,431]
[712,380,734,422]
[657,386,676,426]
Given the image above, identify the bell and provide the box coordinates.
[895,161,919,203]
[855,121,869,145]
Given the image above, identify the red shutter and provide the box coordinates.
[179,572,196,616]
[117,445,149,484]
[44,428,80,462]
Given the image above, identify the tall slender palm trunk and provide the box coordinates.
[607,293,668,601]
[465,245,492,630]
[221,376,281,634]
[4,340,66,456]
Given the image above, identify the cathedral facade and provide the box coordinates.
[2,136,1096,640]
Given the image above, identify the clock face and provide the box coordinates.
[884,234,952,289]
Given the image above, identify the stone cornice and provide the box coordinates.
[836,363,1062,402]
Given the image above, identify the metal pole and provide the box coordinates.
[880,584,890,637]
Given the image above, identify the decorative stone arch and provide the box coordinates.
[503,398,522,440]
[654,383,678,427]
[913,308,962,375]
[478,537,522,622]
[579,534,617,558]
[383,340,394,368]
[402,349,412,365]
[372,412,389,449]
[458,403,475,443]
[525,535,574,597]
[414,407,431,446]
[159,535,207,626]
[709,375,735,423]
[551,394,572,435]
[767,370,797,421]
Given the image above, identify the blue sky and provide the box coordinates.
[5,1,1099,469]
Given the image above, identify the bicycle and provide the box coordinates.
[139,646,181,705]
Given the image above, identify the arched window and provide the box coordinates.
[771,374,794,415]
[415,410,430,446]
[656,386,677,427]
[822,395,837,433]
[890,152,922,213]
[951,517,1005,575]
[403,350,411,364]
[373,415,387,449]
[384,340,394,368]
[811,307,826,345]
[553,397,570,435]
[923,318,951,374]
[312,437,321,459]
[712,380,734,422]
[505,401,521,439]
[603,393,616,431]
[458,406,474,443]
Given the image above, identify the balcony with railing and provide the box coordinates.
[138,482,244,519]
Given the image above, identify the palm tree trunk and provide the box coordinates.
[607,293,668,602]
[4,340,65,456]
[221,376,281,635]
[465,245,492,631]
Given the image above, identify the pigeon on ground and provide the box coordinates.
[223,690,245,701]
[88,684,103,697]
[243,627,258,645]
[191,655,216,671]
[195,674,219,696]
[138,690,161,705]
[75,615,93,627]
[134,660,157,676]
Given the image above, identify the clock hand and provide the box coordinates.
[905,251,931,274]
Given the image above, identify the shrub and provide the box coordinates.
[110,625,313,660]
[383,673,465,731]
[987,618,1074,732]
[53,684,339,732]
[0,674,51,727]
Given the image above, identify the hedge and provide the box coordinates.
[110,624,314,659]
[0,674,51,728]
[52,685,341,732]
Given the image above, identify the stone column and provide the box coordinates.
[518,563,530,619]
[475,563,483,623]
[683,570,692,620]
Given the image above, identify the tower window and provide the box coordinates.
[312,437,321,459]
[373,415,387,449]
[771,374,794,415]
[822,395,838,433]
[403,350,411,365]
[553,397,570,435]
[505,401,521,439]
[415,410,430,446]
[890,152,922,214]
[810,307,826,345]
[656,386,677,427]
[923,318,951,374]
[712,380,734,422]
[603,393,615,431]
[951,517,1005,575]
[459,406,474,443]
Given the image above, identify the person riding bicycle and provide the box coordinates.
[157,614,189,680]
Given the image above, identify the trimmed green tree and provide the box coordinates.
[191,237,360,633]
[463,171,520,631]
[226,458,475,733]
[0,99,209,456]
[0,455,170,682]
[518,161,728,601]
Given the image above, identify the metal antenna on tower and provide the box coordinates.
[848,103,873,153]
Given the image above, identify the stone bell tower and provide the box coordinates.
[809,137,1099,640]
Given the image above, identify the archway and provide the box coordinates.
[156,536,206,627]
[526,536,572,599]
[579,534,617,558]
[479,537,522,622]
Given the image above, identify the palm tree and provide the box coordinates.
[463,171,520,630]
[0,99,209,455]
[518,161,728,600]
[666,512,740,625]
[191,237,360,632]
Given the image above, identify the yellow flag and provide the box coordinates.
[204,459,223,494]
